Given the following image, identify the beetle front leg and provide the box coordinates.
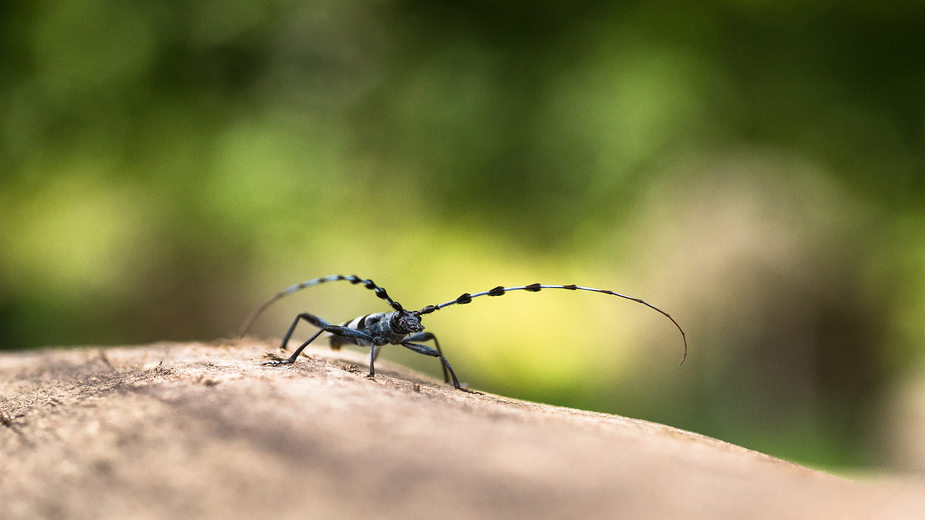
[400,341,475,392]
[403,332,449,384]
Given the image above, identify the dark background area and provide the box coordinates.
[2,0,925,473]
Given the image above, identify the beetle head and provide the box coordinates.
[393,310,424,334]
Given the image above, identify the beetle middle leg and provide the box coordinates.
[266,313,374,366]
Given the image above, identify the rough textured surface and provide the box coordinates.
[2,341,924,520]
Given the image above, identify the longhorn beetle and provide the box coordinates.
[239,274,687,391]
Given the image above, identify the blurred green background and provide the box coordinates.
[2,0,925,474]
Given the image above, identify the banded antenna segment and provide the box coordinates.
[417,283,688,364]
[238,274,403,337]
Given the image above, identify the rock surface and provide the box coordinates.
[2,341,924,520]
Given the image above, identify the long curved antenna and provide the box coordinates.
[416,283,687,364]
[238,274,403,337]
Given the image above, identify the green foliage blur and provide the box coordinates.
[2,0,925,472]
